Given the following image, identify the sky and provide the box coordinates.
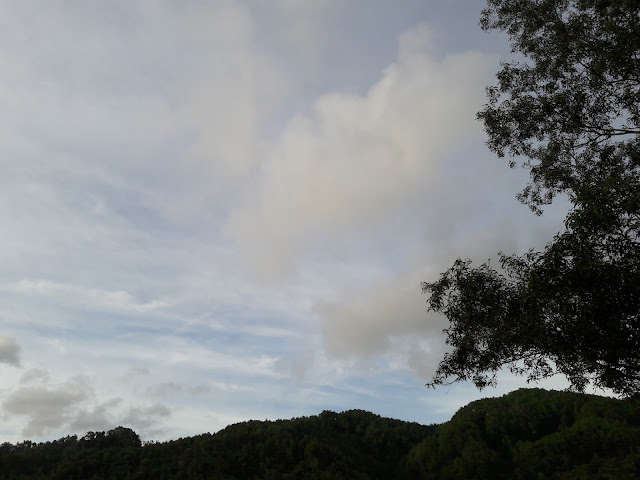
[0,0,576,443]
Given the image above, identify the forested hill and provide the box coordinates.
[1,389,638,479]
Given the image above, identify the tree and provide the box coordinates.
[478,0,640,213]
[423,0,640,396]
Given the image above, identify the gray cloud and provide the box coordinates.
[66,397,173,439]
[188,385,211,395]
[147,382,183,396]
[3,376,92,437]
[68,398,123,434]
[0,334,21,366]
[147,382,213,397]
[122,404,171,437]
[406,342,447,381]
[275,351,315,382]
[317,272,448,374]
[19,368,49,384]
[122,367,151,381]
[3,370,174,439]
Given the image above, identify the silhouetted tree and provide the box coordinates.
[424,0,640,396]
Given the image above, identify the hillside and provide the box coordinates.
[401,388,640,479]
[0,389,638,479]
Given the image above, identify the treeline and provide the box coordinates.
[0,389,638,479]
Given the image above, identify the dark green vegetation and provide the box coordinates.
[401,389,640,480]
[1,389,638,479]
[424,0,640,395]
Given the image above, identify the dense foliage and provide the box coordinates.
[479,0,640,211]
[0,389,638,479]
[401,388,640,480]
[423,0,640,395]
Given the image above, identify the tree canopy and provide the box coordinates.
[1,390,638,479]
[423,0,640,396]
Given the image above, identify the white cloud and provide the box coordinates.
[225,25,495,279]
[0,335,21,366]
[312,154,568,378]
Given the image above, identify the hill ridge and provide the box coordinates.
[1,388,638,479]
